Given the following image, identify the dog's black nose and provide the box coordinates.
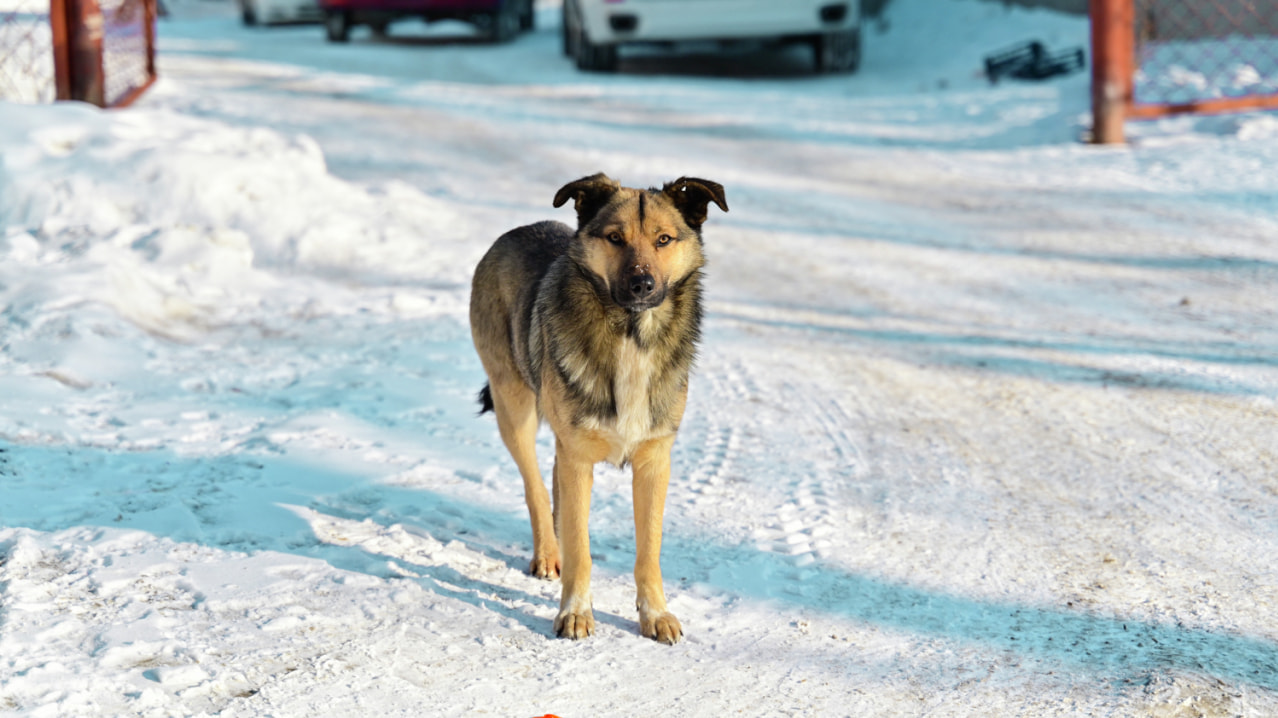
[630,272,656,298]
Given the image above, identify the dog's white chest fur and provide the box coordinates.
[599,335,658,466]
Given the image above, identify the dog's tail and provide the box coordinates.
[477,383,494,415]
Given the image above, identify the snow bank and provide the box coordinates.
[1,101,476,342]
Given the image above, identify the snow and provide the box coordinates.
[3,0,1278,715]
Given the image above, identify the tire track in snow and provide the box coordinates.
[749,384,867,568]
[680,343,876,574]
[681,353,752,502]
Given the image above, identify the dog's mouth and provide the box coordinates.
[613,288,667,313]
[623,298,662,313]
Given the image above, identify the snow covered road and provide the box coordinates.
[3,0,1278,715]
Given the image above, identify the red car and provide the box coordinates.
[321,0,534,43]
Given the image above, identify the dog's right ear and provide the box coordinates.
[553,173,621,228]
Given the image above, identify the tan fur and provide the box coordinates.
[469,173,727,643]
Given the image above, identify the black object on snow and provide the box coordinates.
[984,40,1085,83]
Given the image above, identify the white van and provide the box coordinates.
[562,0,861,73]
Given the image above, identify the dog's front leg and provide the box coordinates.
[631,435,682,644]
[552,436,596,639]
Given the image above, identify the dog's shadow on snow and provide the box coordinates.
[292,481,648,639]
[343,484,1278,690]
[5,438,1278,688]
[0,438,641,640]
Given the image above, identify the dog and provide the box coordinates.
[469,173,727,644]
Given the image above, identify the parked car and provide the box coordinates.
[320,0,533,43]
[562,0,861,73]
[239,0,323,25]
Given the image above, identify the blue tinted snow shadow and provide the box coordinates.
[708,305,1278,397]
[670,541,1278,692]
[3,438,1276,691]
[0,440,595,637]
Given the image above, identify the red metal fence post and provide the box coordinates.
[50,0,73,100]
[144,0,156,80]
[1090,0,1134,144]
[66,0,106,106]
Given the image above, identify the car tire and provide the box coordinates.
[814,27,861,74]
[519,0,534,31]
[575,25,617,72]
[325,10,351,42]
[240,0,258,25]
[483,2,520,43]
[369,19,389,37]
[561,0,577,56]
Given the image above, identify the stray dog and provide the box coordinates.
[469,173,727,643]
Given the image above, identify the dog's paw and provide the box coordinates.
[528,555,561,580]
[553,608,595,640]
[640,610,682,645]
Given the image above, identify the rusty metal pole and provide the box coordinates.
[50,0,73,100]
[144,0,157,80]
[1090,0,1134,144]
[67,0,106,106]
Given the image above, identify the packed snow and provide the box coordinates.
[3,0,1278,715]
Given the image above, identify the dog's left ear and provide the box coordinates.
[662,177,728,231]
[553,173,621,228]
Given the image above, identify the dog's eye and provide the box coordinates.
[656,234,674,247]
[606,232,625,245]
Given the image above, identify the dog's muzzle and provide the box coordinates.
[616,270,664,312]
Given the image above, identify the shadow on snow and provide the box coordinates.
[2,439,1275,691]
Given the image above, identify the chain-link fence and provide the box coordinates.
[0,0,57,103]
[101,0,156,106]
[0,0,155,107]
[1134,0,1278,105]
[1092,0,1278,142]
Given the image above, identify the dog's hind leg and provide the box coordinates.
[631,434,683,644]
[489,378,560,579]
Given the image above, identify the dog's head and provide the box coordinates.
[553,173,728,313]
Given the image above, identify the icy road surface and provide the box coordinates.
[3,0,1278,715]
